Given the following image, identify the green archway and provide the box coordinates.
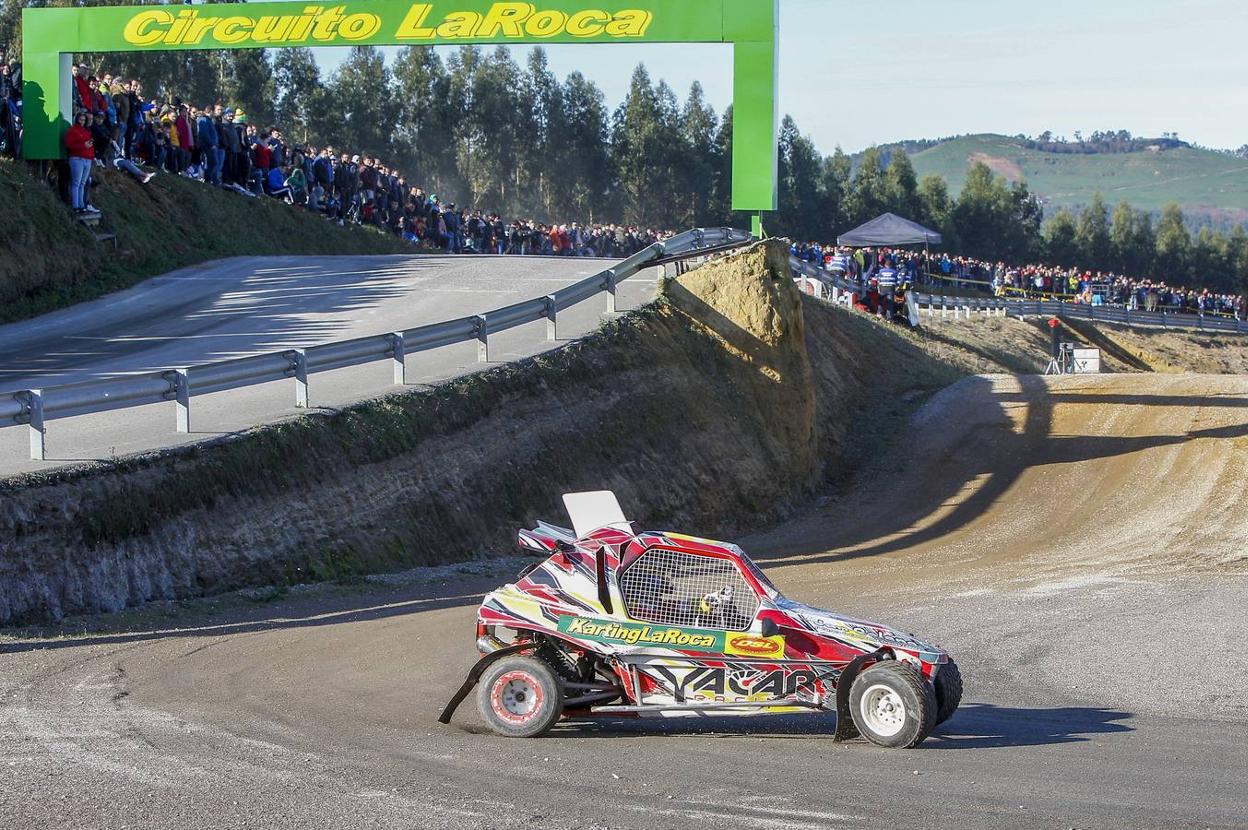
[21,0,777,227]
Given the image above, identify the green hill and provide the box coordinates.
[905,134,1248,225]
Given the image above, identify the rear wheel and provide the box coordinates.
[849,661,936,748]
[934,658,963,725]
[477,655,564,738]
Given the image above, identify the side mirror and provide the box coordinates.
[759,617,779,638]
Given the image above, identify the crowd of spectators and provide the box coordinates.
[5,56,1243,299]
[0,59,19,159]
[792,241,1247,320]
[22,59,666,255]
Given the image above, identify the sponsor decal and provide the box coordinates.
[726,634,784,657]
[396,3,652,40]
[558,616,725,652]
[649,665,830,702]
[120,2,653,48]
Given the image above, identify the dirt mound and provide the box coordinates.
[750,372,1248,578]
[914,311,1248,374]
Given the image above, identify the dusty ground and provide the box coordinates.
[3,372,1246,830]
[913,309,1248,374]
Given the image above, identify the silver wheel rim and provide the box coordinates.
[860,683,907,737]
[499,678,538,717]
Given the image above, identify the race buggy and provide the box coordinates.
[441,492,961,748]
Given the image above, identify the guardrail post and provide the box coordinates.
[544,295,558,341]
[292,349,309,407]
[604,270,617,314]
[23,390,46,461]
[475,315,489,363]
[174,369,190,433]
[390,332,406,385]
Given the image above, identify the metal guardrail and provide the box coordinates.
[909,291,1248,334]
[787,260,1248,334]
[2,227,752,461]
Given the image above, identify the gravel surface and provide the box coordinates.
[3,372,1247,829]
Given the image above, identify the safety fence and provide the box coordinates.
[1,227,752,461]
[792,260,1248,334]
[908,291,1248,333]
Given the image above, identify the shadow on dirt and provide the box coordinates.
[0,586,483,655]
[543,702,1132,748]
[929,702,1134,749]
[749,371,1248,567]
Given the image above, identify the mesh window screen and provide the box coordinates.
[619,548,758,631]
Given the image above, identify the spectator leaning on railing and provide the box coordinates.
[793,239,1246,322]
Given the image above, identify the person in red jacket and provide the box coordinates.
[64,110,98,215]
[174,103,193,173]
[71,63,92,114]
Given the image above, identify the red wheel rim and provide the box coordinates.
[491,670,544,723]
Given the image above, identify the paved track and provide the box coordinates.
[0,254,649,476]
[3,374,1248,829]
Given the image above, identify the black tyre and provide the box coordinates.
[934,658,963,725]
[477,655,564,738]
[848,660,937,748]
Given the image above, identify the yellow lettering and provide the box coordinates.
[436,11,480,38]
[395,3,436,39]
[477,2,533,37]
[567,9,607,37]
[167,10,196,44]
[289,8,320,41]
[311,6,343,40]
[339,13,380,40]
[605,9,651,37]
[181,16,219,45]
[525,9,566,37]
[252,16,296,43]
[123,10,172,46]
[215,17,254,45]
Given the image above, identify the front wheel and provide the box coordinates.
[848,661,936,748]
[934,658,963,725]
[477,655,564,738]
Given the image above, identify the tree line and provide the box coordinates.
[6,18,1247,294]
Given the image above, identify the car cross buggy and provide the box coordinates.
[441,492,961,748]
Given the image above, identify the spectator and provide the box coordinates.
[64,110,97,216]
[196,103,220,184]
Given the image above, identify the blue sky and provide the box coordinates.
[315,0,1248,154]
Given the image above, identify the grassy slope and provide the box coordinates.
[0,158,408,323]
[909,134,1248,221]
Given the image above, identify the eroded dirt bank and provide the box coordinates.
[0,240,960,624]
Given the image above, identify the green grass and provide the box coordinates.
[908,133,1248,222]
[0,158,409,323]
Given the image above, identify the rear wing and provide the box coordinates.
[517,520,577,554]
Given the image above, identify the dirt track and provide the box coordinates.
[3,373,1248,829]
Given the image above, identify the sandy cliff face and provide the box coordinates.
[0,240,850,623]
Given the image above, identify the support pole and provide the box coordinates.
[751,213,764,239]
[475,315,488,363]
[292,349,309,407]
[174,369,190,433]
[26,389,45,461]
[544,296,557,341]
[391,332,406,385]
[604,271,617,315]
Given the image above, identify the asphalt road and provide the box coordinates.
[3,373,1246,829]
[0,254,652,477]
